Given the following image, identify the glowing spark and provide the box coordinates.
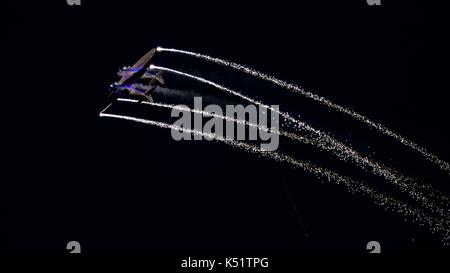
[147,65,449,216]
[157,47,450,174]
[99,112,450,244]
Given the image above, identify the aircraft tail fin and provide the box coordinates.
[149,70,164,85]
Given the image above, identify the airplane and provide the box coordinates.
[108,48,164,102]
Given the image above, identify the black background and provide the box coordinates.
[5,0,450,258]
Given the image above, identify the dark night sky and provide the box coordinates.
[5,0,450,255]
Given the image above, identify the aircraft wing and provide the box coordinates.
[131,48,156,70]
[118,48,157,85]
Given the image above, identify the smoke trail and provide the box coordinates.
[98,112,450,244]
[148,65,450,217]
[157,47,450,174]
[153,86,234,105]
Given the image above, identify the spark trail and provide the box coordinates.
[156,47,450,174]
[98,112,450,244]
[118,97,450,221]
[148,65,450,217]
[118,98,330,154]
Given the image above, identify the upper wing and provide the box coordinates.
[131,48,156,70]
[118,48,157,85]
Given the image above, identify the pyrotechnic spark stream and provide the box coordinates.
[148,65,450,217]
[118,98,319,149]
[100,102,113,114]
[119,98,450,221]
[119,98,276,132]
[98,112,450,244]
[156,47,450,174]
